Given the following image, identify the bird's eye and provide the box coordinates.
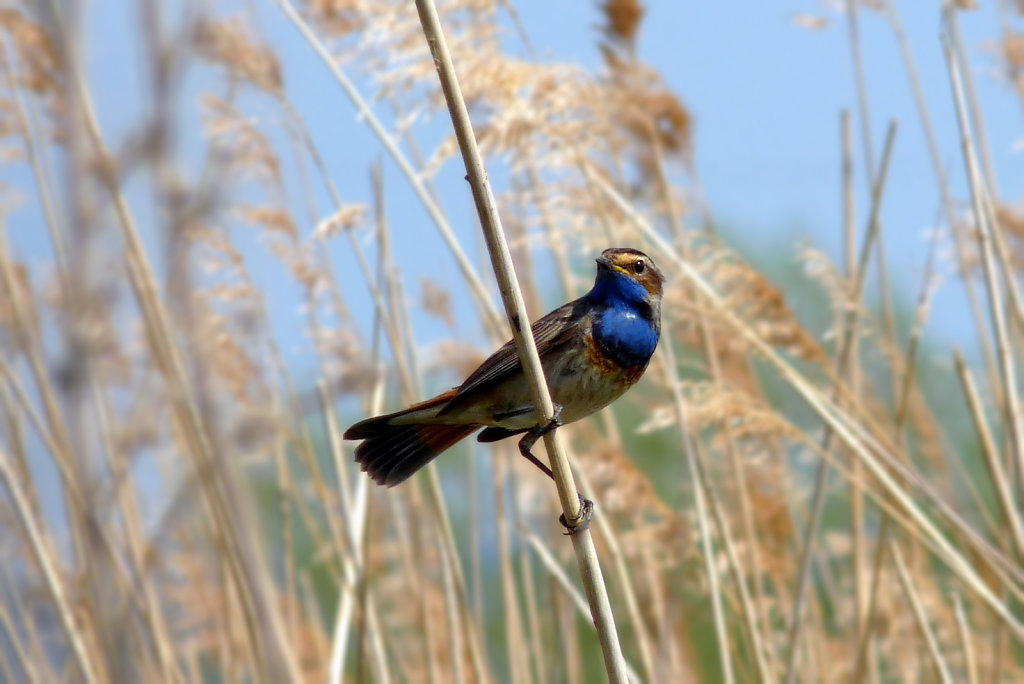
[633,259,646,275]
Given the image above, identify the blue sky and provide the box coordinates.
[6,1,1023,377]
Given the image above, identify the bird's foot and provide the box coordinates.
[558,494,594,535]
[537,403,564,438]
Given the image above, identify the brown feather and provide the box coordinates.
[343,387,460,440]
[352,421,477,486]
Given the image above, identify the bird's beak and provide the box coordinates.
[596,256,613,271]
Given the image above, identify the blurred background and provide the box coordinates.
[1,0,1023,681]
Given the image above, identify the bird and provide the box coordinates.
[343,247,664,505]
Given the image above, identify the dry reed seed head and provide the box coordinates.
[0,9,62,94]
[201,97,284,191]
[584,441,683,539]
[1003,33,1024,91]
[854,0,886,11]
[899,382,946,465]
[356,2,502,107]
[0,97,23,142]
[744,464,796,574]
[600,0,645,46]
[636,382,802,443]
[349,2,633,172]
[305,0,366,37]
[423,340,486,380]
[236,205,299,243]
[192,226,247,277]
[111,408,162,454]
[601,50,693,161]
[792,13,829,31]
[63,292,125,373]
[0,259,35,340]
[626,89,693,158]
[370,525,450,654]
[312,204,366,240]
[683,242,827,364]
[190,293,262,402]
[268,239,322,292]
[419,277,455,329]
[286,609,330,679]
[191,17,283,95]
[950,211,1016,274]
[163,546,256,653]
[799,243,855,315]
[428,63,621,179]
[995,203,1024,265]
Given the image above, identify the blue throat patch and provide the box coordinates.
[589,272,659,368]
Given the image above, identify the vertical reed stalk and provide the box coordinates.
[412,1,629,680]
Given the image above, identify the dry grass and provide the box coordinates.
[1,0,1023,682]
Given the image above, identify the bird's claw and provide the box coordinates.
[539,404,564,437]
[558,495,594,535]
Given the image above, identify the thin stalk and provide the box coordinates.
[695,431,773,681]
[840,109,869,648]
[782,122,898,684]
[0,212,79,556]
[1,35,68,284]
[948,10,998,191]
[50,0,303,671]
[0,558,38,684]
[90,382,180,682]
[372,292,493,684]
[851,517,891,683]
[882,0,1000,394]
[660,330,734,683]
[943,23,1024,503]
[413,1,629,680]
[554,577,584,684]
[650,121,775,673]
[953,352,1024,558]
[523,534,642,682]
[953,593,979,684]
[844,0,898,387]
[369,166,482,679]
[323,382,383,684]
[590,167,1024,640]
[407,494,444,684]
[284,100,413,393]
[439,524,467,684]
[2,572,47,681]
[640,539,683,679]
[493,450,529,684]
[0,451,99,684]
[509,462,548,684]
[275,0,505,339]
[890,541,953,683]
[569,452,658,682]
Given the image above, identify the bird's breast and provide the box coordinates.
[592,305,659,369]
[546,338,640,423]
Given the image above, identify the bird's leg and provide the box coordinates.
[516,404,562,480]
[516,404,594,535]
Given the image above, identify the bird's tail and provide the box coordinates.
[344,389,478,486]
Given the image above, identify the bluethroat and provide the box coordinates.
[344,248,664,526]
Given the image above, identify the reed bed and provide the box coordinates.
[0,0,1022,682]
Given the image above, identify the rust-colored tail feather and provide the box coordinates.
[348,421,478,486]
[344,388,478,485]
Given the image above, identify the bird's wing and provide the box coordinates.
[438,298,584,414]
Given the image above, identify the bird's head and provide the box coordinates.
[591,247,665,307]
